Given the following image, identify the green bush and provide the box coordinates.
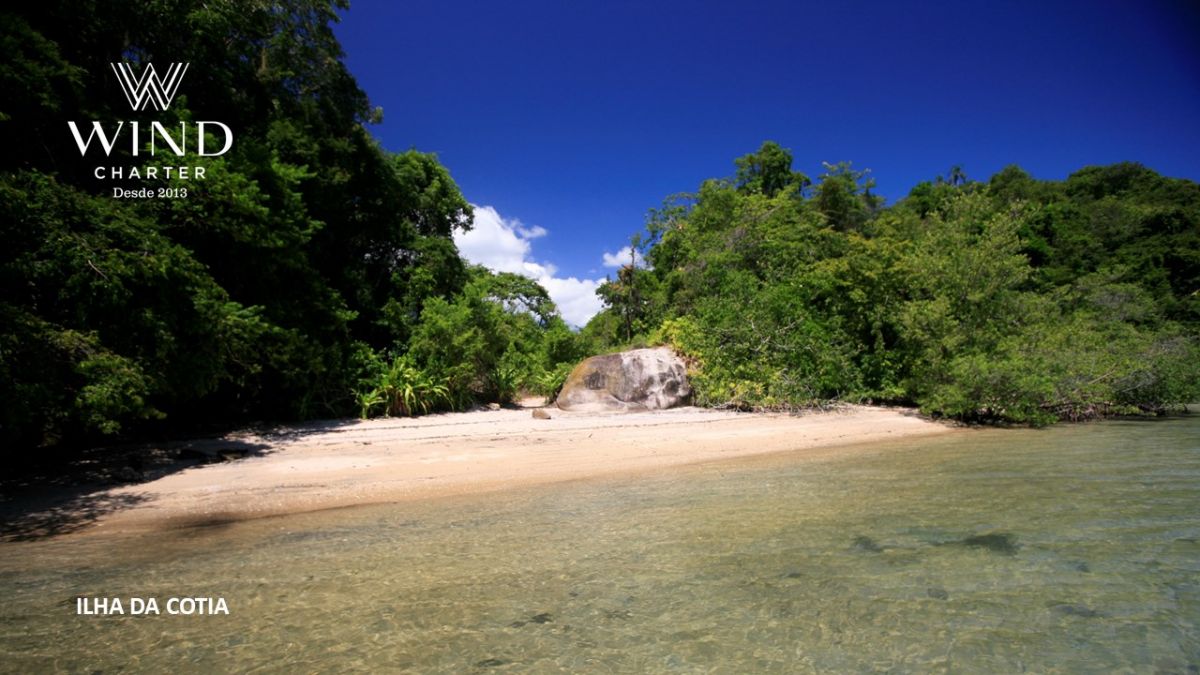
[487,363,522,406]
[533,362,575,404]
[357,355,450,418]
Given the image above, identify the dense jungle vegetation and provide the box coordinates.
[0,1,585,451]
[2,2,1197,454]
[587,144,1200,424]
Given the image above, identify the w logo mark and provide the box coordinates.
[110,62,189,111]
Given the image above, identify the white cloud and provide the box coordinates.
[537,276,604,329]
[515,224,547,240]
[602,245,650,269]
[453,205,540,275]
[453,205,605,328]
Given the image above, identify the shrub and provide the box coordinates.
[533,362,575,404]
[357,355,450,418]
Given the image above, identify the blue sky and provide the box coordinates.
[333,0,1200,325]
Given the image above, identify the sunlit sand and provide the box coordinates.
[83,404,958,534]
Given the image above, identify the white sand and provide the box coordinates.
[83,404,957,534]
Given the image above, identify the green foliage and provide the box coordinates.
[659,282,859,410]
[357,355,450,418]
[814,161,884,232]
[0,171,280,445]
[404,267,584,409]
[922,314,1199,424]
[487,362,522,406]
[734,141,809,198]
[595,261,658,344]
[533,362,575,404]
[590,144,1200,425]
[355,389,386,420]
[0,1,478,448]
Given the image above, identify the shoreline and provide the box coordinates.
[3,404,960,539]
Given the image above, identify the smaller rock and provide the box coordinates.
[852,535,884,553]
[960,532,1019,555]
[1050,603,1100,618]
[531,409,552,420]
[926,587,949,601]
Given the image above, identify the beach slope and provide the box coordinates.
[59,404,957,534]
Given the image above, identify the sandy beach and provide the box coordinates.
[30,403,952,534]
[2,404,959,539]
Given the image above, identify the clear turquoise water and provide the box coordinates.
[1,416,1197,673]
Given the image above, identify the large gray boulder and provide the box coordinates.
[556,347,692,412]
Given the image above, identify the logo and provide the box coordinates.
[110,62,189,111]
[69,60,232,194]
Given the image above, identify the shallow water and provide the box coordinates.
[1,416,1198,673]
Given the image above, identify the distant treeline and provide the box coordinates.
[2,3,1197,454]
[584,143,1200,424]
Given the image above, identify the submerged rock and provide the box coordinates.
[510,612,553,628]
[959,532,1020,555]
[556,347,691,412]
[1049,603,1101,618]
[852,535,884,553]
